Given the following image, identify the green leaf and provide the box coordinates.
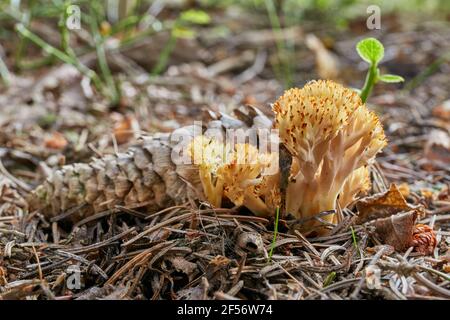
[350,226,358,249]
[180,9,211,25]
[378,74,405,83]
[356,38,384,65]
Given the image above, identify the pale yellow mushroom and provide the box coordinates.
[273,80,386,232]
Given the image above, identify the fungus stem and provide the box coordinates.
[242,194,270,217]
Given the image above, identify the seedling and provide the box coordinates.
[268,207,280,262]
[356,37,404,103]
[350,226,358,249]
[323,271,337,287]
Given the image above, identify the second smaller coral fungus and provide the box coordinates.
[189,136,276,215]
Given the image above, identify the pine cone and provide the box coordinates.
[27,106,272,221]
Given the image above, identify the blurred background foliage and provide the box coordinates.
[0,0,449,95]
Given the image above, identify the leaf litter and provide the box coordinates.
[0,6,449,301]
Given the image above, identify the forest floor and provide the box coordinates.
[0,6,449,300]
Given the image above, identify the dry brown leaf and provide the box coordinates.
[374,210,417,252]
[373,213,437,255]
[424,129,450,166]
[44,132,68,150]
[356,184,417,224]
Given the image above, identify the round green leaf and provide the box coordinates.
[356,38,384,65]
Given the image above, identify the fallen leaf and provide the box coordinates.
[374,210,417,252]
[424,129,450,166]
[356,184,418,224]
[44,132,68,150]
[372,212,437,255]
[412,224,437,255]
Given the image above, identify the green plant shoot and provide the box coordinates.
[268,206,280,262]
[323,271,337,287]
[350,226,358,249]
[356,38,404,103]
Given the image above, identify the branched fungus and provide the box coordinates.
[338,166,371,209]
[189,136,275,216]
[189,80,385,234]
[273,80,386,232]
[189,135,228,208]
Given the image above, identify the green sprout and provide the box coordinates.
[268,206,280,262]
[323,271,337,287]
[350,226,358,250]
[356,37,404,103]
